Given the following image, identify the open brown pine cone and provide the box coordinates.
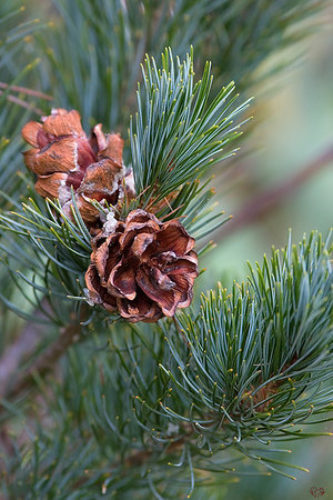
[22,108,134,224]
[85,209,199,322]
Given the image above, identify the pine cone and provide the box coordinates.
[85,209,199,322]
[22,108,134,224]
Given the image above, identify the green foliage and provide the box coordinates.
[35,0,141,130]
[0,191,92,325]
[34,0,324,131]
[0,47,247,327]
[0,2,331,499]
[2,232,332,498]
[161,232,333,451]
[1,0,325,201]
[130,48,250,216]
[197,0,325,88]
[0,3,47,204]
[0,3,50,353]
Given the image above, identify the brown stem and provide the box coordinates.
[0,305,87,402]
[0,90,44,115]
[6,322,80,399]
[0,82,52,101]
[124,435,188,468]
[74,430,191,489]
[0,299,52,396]
[218,144,333,239]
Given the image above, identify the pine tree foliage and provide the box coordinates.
[0,4,51,351]
[1,232,332,498]
[0,49,247,324]
[34,0,324,129]
[0,1,332,499]
[0,4,42,203]
[0,195,90,324]
[165,232,333,446]
[129,49,250,226]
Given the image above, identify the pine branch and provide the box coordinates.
[159,231,333,442]
[2,232,328,498]
[0,195,92,321]
[2,226,331,497]
[1,303,88,402]
[0,2,330,496]
[3,228,331,497]
[130,48,250,222]
[0,298,51,397]
[33,0,326,130]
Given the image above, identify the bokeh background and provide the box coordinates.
[202,18,333,288]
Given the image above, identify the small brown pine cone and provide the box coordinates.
[22,108,134,224]
[85,209,199,322]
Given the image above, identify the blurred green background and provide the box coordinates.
[202,19,333,287]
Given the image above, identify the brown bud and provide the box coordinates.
[22,108,135,224]
[85,209,199,322]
